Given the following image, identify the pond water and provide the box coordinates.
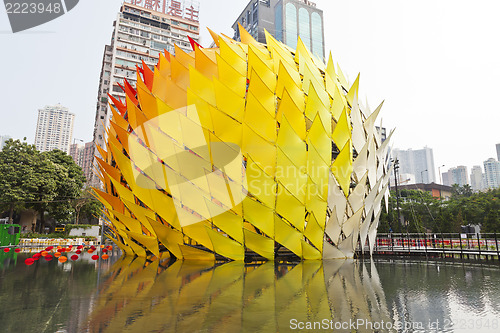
[1,250,499,332]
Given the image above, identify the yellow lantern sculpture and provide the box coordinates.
[93,25,393,261]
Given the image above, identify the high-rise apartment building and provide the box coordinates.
[496,143,500,161]
[483,158,500,189]
[232,0,325,60]
[0,135,12,150]
[442,166,469,187]
[69,141,94,184]
[34,104,75,154]
[91,0,200,185]
[392,147,436,184]
[470,165,483,192]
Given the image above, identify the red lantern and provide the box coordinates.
[77,245,83,250]
[14,248,21,253]
[33,253,41,260]
[70,255,79,261]
[45,246,54,251]
[3,248,10,253]
[91,255,99,260]
[25,258,35,265]
[102,249,108,254]
[44,255,53,261]
[76,250,81,254]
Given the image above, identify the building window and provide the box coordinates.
[298,8,311,50]
[285,3,297,50]
[311,12,323,59]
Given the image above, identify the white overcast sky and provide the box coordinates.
[1,0,499,175]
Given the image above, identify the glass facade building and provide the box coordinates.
[233,0,325,60]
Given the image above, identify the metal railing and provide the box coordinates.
[368,233,500,259]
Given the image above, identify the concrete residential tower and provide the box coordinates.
[391,147,437,184]
[34,104,75,154]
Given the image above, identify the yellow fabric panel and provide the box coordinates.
[136,83,156,120]
[195,45,218,79]
[332,140,353,197]
[243,228,274,260]
[121,198,157,237]
[307,115,332,166]
[107,234,134,257]
[277,88,306,140]
[126,230,160,258]
[213,79,244,123]
[174,44,195,68]
[330,81,347,122]
[301,240,322,260]
[276,63,304,111]
[246,155,277,208]
[305,189,328,230]
[248,44,273,70]
[110,122,130,156]
[274,216,303,258]
[301,59,324,95]
[146,217,183,259]
[95,157,121,183]
[276,148,307,203]
[247,68,276,117]
[211,209,244,244]
[178,244,215,261]
[218,37,247,76]
[186,90,214,132]
[110,106,129,131]
[276,115,306,167]
[157,53,171,78]
[93,189,123,213]
[215,53,246,98]
[210,107,243,147]
[245,92,277,143]
[207,28,220,47]
[305,83,330,127]
[346,73,360,107]
[182,222,214,251]
[332,107,351,150]
[112,210,143,235]
[128,139,168,191]
[237,22,260,47]
[264,29,295,70]
[189,65,216,107]
[295,37,315,71]
[242,125,276,177]
[152,70,186,110]
[108,144,136,192]
[124,234,147,257]
[206,227,245,261]
[275,184,306,232]
[108,178,135,206]
[304,213,324,251]
[248,47,276,92]
[204,168,234,210]
[336,63,349,90]
[243,197,274,238]
[170,55,190,91]
[146,190,180,230]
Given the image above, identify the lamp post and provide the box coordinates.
[421,169,427,184]
[438,165,445,185]
[392,159,402,233]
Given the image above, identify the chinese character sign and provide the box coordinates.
[125,0,200,22]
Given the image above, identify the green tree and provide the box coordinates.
[0,139,39,222]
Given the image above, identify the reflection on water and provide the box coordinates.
[0,253,499,332]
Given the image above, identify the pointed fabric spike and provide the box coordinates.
[141,60,154,91]
[243,228,274,260]
[174,44,195,68]
[274,215,303,257]
[332,107,351,150]
[346,73,360,106]
[195,44,218,79]
[207,27,220,47]
[110,106,128,130]
[108,94,126,115]
[123,80,138,105]
[238,22,259,46]
[163,49,171,61]
[330,82,347,122]
[205,227,245,261]
[189,36,202,51]
[336,63,349,89]
[332,140,353,197]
